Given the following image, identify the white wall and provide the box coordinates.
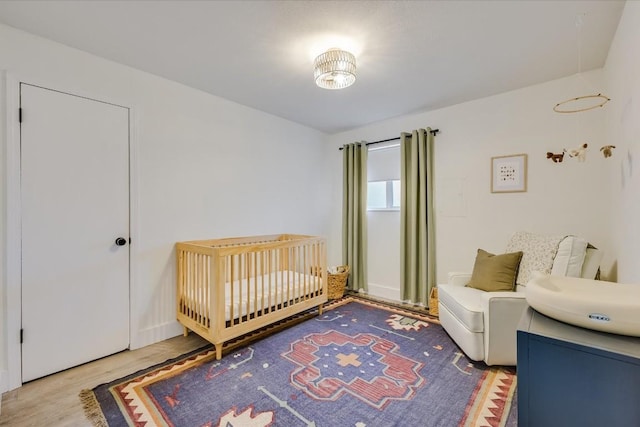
[326,71,613,297]
[604,1,640,283]
[0,23,332,390]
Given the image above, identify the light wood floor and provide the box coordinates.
[0,333,208,426]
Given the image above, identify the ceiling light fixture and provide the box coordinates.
[314,48,356,90]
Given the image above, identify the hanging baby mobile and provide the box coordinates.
[546,13,612,164]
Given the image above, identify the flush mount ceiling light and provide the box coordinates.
[314,48,356,90]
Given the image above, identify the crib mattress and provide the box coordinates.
[181,270,322,322]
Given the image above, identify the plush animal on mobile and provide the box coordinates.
[564,143,588,162]
[546,152,565,163]
[600,145,616,158]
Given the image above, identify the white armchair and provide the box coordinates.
[437,233,602,366]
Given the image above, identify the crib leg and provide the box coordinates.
[318,303,324,316]
[215,343,223,360]
[183,326,189,337]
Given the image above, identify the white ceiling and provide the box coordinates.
[0,1,625,134]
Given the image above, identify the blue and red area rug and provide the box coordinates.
[81,297,517,426]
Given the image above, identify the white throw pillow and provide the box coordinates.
[551,236,588,277]
[581,247,603,279]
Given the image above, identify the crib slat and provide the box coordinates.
[194,253,199,324]
[293,247,297,301]
[252,251,257,318]
[205,254,210,325]
[303,245,307,301]
[285,248,292,301]
[243,253,248,324]
[195,254,200,326]
[260,250,265,316]
[190,252,195,321]
[250,252,254,317]
[194,254,202,324]
[276,248,279,307]
[230,255,235,326]
[200,254,205,326]
[267,250,273,314]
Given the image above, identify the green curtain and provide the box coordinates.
[400,129,435,304]
[342,142,368,291]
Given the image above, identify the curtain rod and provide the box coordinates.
[338,129,440,150]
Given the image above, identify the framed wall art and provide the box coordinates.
[491,153,527,193]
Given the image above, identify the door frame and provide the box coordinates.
[3,73,140,390]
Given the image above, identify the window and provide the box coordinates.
[367,180,400,211]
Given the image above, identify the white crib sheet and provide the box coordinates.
[225,270,321,320]
[182,270,322,322]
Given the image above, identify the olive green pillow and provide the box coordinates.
[467,249,523,292]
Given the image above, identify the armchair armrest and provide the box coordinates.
[480,290,529,366]
[448,272,472,287]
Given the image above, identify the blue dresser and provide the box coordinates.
[517,307,640,427]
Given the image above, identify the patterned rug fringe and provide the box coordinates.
[79,389,108,427]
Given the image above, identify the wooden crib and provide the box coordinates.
[176,234,327,359]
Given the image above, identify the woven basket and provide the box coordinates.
[428,287,439,317]
[327,265,350,300]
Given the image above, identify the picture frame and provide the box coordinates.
[491,153,527,193]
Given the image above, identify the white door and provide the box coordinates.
[20,83,130,382]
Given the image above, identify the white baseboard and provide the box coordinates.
[0,369,8,396]
[130,321,184,350]
[365,282,401,302]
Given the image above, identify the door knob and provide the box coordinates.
[115,237,127,246]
